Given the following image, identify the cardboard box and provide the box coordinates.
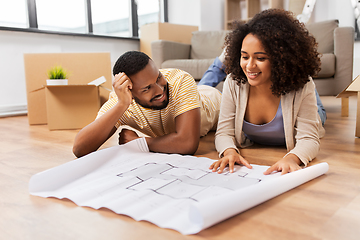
[45,85,101,130]
[24,53,113,125]
[337,75,360,136]
[140,22,198,57]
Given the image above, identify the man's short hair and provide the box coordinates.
[113,51,150,76]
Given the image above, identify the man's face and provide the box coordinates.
[130,60,169,110]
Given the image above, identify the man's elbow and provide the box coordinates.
[182,138,199,155]
[72,144,91,158]
[185,147,198,155]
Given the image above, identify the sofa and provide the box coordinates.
[151,31,229,80]
[307,20,354,96]
[151,20,354,96]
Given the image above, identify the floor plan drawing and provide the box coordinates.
[117,162,265,202]
[29,138,329,235]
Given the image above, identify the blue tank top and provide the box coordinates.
[242,102,286,146]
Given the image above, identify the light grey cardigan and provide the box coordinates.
[215,75,325,166]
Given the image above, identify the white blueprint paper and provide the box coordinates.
[29,138,329,235]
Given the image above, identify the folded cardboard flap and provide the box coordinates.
[336,75,360,98]
[30,76,109,93]
[24,52,113,126]
[88,76,106,86]
[27,89,47,125]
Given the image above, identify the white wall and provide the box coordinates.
[168,0,201,27]
[199,0,224,31]
[0,30,139,116]
[168,0,224,31]
[312,0,354,27]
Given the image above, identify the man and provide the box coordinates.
[73,51,221,158]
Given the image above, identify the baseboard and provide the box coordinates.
[0,105,28,117]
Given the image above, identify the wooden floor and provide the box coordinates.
[1,96,360,240]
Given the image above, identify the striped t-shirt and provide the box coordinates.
[96,68,221,137]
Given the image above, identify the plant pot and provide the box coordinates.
[46,79,68,85]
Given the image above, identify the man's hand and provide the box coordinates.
[209,148,252,174]
[118,129,140,145]
[263,153,302,175]
[113,73,133,107]
[72,73,134,158]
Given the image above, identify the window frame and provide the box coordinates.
[0,0,168,40]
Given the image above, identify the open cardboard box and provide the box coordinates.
[24,52,113,129]
[44,77,108,130]
[337,75,360,137]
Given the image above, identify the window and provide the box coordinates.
[137,0,160,28]
[0,0,167,38]
[91,0,130,37]
[36,0,87,33]
[0,0,28,28]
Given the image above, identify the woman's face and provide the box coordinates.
[240,33,272,88]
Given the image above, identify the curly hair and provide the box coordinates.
[113,51,150,76]
[224,9,321,95]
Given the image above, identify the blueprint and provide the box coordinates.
[29,138,329,234]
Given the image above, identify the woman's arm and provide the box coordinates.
[215,76,241,157]
[264,80,322,174]
[287,79,322,166]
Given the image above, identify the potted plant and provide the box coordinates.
[46,65,69,85]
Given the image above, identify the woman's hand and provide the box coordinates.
[263,153,302,175]
[209,148,252,174]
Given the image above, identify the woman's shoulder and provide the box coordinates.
[224,74,247,91]
[300,77,316,93]
[288,76,315,96]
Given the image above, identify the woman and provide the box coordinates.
[210,9,325,175]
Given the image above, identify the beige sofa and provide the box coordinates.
[307,20,354,96]
[151,20,354,96]
[151,31,229,80]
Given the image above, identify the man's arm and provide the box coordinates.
[73,73,132,158]
[72,104,126,158]
[145,108,201,155]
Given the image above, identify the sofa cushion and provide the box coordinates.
[161,59,215,79]
[315,53,336,78]
[315,53,336,79]
[306,20,339,54]
[190,31,229,59]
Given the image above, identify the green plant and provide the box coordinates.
[47,65,69,79]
